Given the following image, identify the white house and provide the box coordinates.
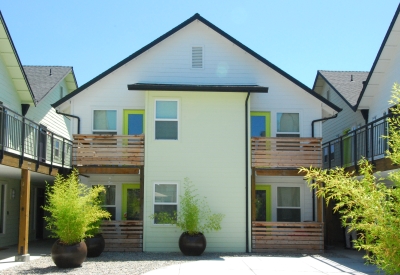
[53,13,340,253]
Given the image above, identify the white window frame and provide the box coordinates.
[92,184,117,220]
[275,112,301,137]
[154,99,179,140]
[92,109,118,134]
[153,182,178,225]
[276,186,302,222]
[191,45,204,69]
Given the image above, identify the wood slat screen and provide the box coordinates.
[252,221,324,253]
[252,137,322,168]
[100,220,143,252]
[73,134,144,166]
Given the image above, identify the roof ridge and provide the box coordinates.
[318,70,369,73]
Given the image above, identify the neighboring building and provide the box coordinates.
[53,13,340,253]
[0,11,77,253]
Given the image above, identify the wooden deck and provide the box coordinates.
[73,134,144,166]
[252,137,322,168]
[100,220,143,252]
[252,221,324,253]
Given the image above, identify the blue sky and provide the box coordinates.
[2,1,399,88]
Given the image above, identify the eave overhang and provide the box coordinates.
[127,83,269,93]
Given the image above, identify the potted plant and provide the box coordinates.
[85,219,106,258]
[43,169,111,268]
[152,178,224,256]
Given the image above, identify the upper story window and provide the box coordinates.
[192,46,203,69]
[93,110,117,134]
[251,112,270,137]
[155,100,178,140]
[60,87,64,99]
[276,113,300,137]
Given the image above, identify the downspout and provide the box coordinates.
[245,91,251,253]
[311,113,338,221]
[56,110,81,134]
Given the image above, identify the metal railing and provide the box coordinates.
[0,104,73,169]
[322,114,391,169]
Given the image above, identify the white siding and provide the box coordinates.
[0,55,22,113]
[321,82,365,143]
[26,80,71,139]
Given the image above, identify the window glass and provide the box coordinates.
[153,183,178,224]
[155,100,178,140]
[277,187,301,222]
[277,113,299,133]
[93,110,117,131]
[96,185,116,220]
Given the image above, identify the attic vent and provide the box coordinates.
[192,46,203,68]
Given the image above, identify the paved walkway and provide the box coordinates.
[0,240,382,274]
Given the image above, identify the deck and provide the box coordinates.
[100,220,143,252]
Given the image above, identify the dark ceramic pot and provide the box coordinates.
[85,234,106,257]
[179,232,206,256]
[51,240,87,268]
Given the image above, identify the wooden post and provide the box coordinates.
[16,169,31,261]
[317,183,323,222]
[251,168,256,221]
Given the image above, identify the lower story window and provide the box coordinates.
[0,184,5,233]
[153,182,177,224]
[96,185,116,220]
[277,187,301,222]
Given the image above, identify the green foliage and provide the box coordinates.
[151,178,224,235]
[43,169,111,245]
[300,83,400,275]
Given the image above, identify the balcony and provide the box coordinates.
[323,114,391,170]
[73,134,144,167]
[252,137,323,169]
[0,104,72,171]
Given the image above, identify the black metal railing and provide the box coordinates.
[322,114,391,169]
[0,104,72,169]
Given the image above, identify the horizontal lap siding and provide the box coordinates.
[144,91,247,252]
[0,57,22,113]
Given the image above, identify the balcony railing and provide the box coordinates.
[323,114,391,169]
[251,137,323,168]
[0,104,73,168]
[73,134,144,166]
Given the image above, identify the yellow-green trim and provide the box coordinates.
[250,111,271,137]
[123,110,145,135]
[121,183,140,220]
[256,185,271,221]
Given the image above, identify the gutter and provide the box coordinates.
[311,113,338,221]
[56,110,81,134]
[245,91,251,253]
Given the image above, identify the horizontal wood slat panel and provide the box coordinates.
[252,221,324,253]
[72,134,144,166]
[100,220,143,252]
[251,137,322,168]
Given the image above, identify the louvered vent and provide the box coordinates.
[192,47,203,68]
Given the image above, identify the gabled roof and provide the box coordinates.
[355,4,400,109]
[52,13,341,113]
[313,71,368,110]
[0,11,35,105]
[23,66,78,103]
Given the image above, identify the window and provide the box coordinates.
[155,100,178,140]
[0,184,5,233]
[60,87,64,99]
[192,46,203,69]
[54,140,60,159]
[251,112,270,137]
[93,110,117,134]
[153,183,178,224]
[277,187,301,222]
[96,185,116,220]
[276,113,300,137]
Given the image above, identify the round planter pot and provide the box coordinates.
[179,232,207,256]
[85,234,106,257]
[51,240,87,268]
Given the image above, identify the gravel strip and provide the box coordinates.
[2,252,344,275]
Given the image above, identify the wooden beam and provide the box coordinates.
[18,169,31,255]
[1,153,59,176]
[76,167,140,174]
[256,169,307,177]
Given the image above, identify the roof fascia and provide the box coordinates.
[354,3,400,110]
[127,83,269,93]
[0,11,35,106]
[317,71,357,111]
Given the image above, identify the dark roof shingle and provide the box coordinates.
[23,66,72,103]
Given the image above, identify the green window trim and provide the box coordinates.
[251,111,271,137]
[123,110,145,135]
[255,185,271,221]
[122,183,140,220]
